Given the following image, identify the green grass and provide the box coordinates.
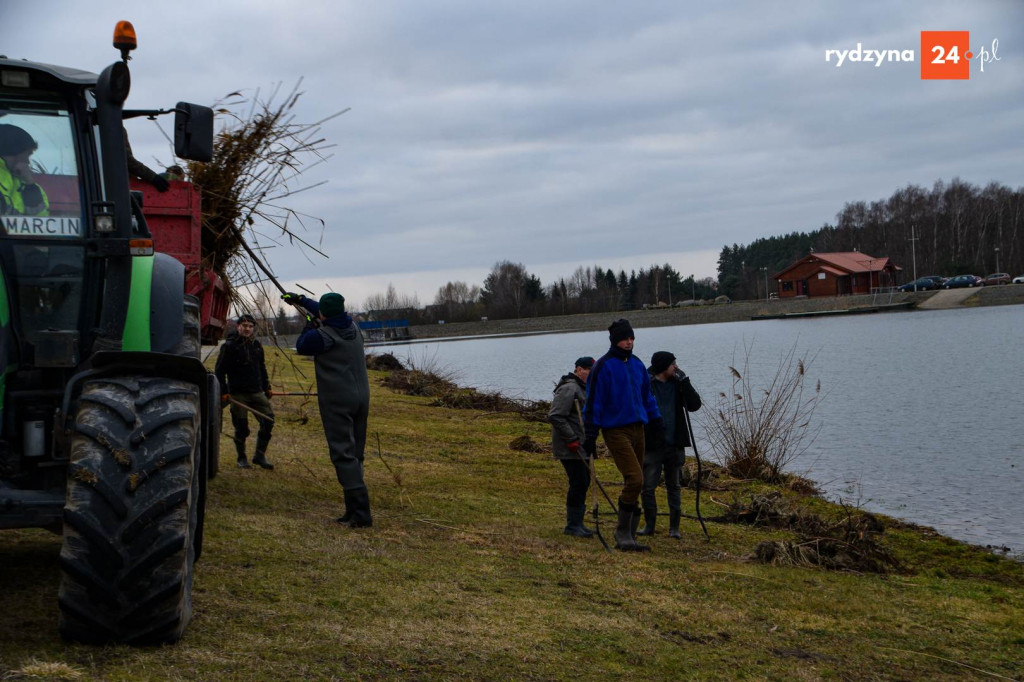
[1,348,1022,680]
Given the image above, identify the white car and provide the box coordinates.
[1013,274,1024,284]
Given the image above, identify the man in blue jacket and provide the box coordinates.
[285,291,372,528]
[583,319,664,551]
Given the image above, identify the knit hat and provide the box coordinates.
[608,318,634,345]
[319,292,346,318]
[649,351,676,375]
[0,124,38,157]
[574,356,595,369]
[237,313,256,325]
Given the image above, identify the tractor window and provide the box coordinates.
[11,243,83,341]
[0,101,82,231]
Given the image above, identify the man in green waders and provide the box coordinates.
[287,291,372,528]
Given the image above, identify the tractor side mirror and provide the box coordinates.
[174,102,213,162]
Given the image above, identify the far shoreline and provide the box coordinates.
[395,285,1024,344]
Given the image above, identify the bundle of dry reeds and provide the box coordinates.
[185,81,346,307]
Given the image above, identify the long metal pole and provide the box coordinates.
[910,224,919,290]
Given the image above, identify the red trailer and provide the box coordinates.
[130,179,230,344]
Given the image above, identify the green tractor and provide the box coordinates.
[0,23,220,644]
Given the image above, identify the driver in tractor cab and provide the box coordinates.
[0,124,50,216]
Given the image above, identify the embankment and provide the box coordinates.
[407,285,1024,341]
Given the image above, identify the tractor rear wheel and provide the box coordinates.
[58,375,201,645]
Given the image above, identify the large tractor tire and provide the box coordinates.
[58,376,201,645]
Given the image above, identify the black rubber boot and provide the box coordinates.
[251,435,274,470]
[564,506,595,538]
[614,502,651,552]
[636,506,657,536]
[337,487,372,528]
[668,509,682,539]
[235,440,250,468]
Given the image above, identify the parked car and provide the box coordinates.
[982,273,1012,286]
[897,276,944,292]
[1014,274,1024,284]
[943,274,983,289]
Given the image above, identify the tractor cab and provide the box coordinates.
[0,22,220,645]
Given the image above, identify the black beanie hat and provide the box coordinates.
[0,124,37,157]
[608,318,634,345]
[649,351,676,375]
[237,313,256,325]
[575,356,595,369]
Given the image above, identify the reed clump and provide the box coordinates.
[702,343,824,483]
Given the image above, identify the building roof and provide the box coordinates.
[775,251,895,279]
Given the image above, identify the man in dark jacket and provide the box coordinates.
[548,356,595,538]
[638,351,702,539]
[583,319,664,552]
[215,314,274,469]
[287,291,372,528]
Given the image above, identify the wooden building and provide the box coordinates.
[773,251,899,298]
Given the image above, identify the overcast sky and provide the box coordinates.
[4,1,1023,308]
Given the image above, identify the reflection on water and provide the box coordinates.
[393,305,1024,553]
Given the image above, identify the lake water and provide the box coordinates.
[388,305,1024,553]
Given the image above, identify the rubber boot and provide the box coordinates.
[564,506,594,538]
[235,440,250,468]
[668,509,682,539]
[337,487,372,528]
[636,506,658,536]
[614,502,651,552]
[251,435,274,470]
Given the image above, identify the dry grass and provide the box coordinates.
[0,348,1022,680]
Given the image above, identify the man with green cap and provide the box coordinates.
[287,291,372,528]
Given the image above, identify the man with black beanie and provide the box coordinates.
[583,319,664,551]
[638,351,702,539]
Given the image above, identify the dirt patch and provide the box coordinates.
[509,435,548,453]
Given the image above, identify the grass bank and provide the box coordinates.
[1,349,1022,680]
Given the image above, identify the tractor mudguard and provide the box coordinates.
[123,252,187,353]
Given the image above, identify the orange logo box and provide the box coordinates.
[921,31,970,80]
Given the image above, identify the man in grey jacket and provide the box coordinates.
[547,356,594,537]
[288,291,372,528]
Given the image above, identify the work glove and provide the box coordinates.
[264,389,273,399]
[221,393,230,407]
[566,440,581,454]
[151,175,170,192]
[282,292,302,303]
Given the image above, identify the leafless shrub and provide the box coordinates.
[701,343,824,483]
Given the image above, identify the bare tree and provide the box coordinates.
[364,283,420,318]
